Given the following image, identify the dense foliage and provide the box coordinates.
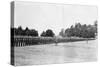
[41,29,55,37]
[12,27,55,37]
[59,21,97,38]
[12,21,97,38]
[12,26,38,36]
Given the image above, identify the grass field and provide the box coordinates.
[14,39,97,66]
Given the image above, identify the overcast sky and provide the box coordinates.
[14,1,98,35]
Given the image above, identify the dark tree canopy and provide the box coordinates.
[60,21,97,38]
[41,29,55,37]
[12,20,97,38]
[45,29,55,37]
[41,31,46,37]
[16,26,23,36]
[30,29,38,36]
[13,26,38,36]
[24,27,30,36]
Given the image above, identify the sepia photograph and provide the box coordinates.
[11,1,98,66]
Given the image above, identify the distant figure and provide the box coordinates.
[55,37,58,46]
[86,38,88,44]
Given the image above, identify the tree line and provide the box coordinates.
[59,20,97,38]
[12,20,97,38]
[11,27,55,37]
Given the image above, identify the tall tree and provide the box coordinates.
[17,26,23,35]
[45,29,55,37]
[59,29,66,37]
[24,27,30,36]
[41,31,46,37]
[30,29,38,36]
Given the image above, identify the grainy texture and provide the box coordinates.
[14,40,97,66]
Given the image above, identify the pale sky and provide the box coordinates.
[14,1,98,36]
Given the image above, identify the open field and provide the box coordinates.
[14,39,97,66]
